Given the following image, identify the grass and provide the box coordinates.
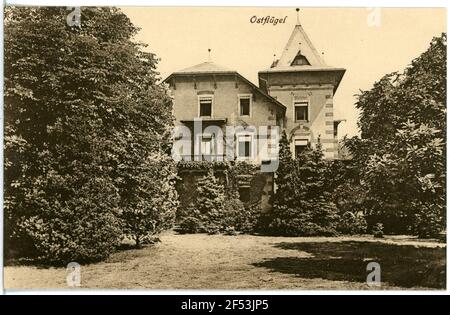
[3,232,446,290]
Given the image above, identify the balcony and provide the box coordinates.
[180,154,228,162]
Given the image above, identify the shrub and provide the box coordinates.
[411,201,445,238]
[222,196,246,230]
[234,202,263,234]
[178,215,204,234]
[224,226,238,236]
[372,223,384,238]
[268,198,340,237]
[5,177,122,264]
[337,211,368,235]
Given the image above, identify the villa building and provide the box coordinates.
[164,19,346,208]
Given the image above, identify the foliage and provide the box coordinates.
[325,160,368,235]
[177,169,228,234]
[233,202,263,234]
[266,137,340,236]
[372,223,384,238]
[337,211,367,235]
[177,160,230,171]
[176,162,265,234]
[4,7,175,263]
[411,201,445,238]
[196,170,228,233]
[119,153,178,247]
[345,34,446,237]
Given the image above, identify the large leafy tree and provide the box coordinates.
[346,34,446,236]
[4,7,176,263]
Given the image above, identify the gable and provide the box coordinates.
[276,24,326,68]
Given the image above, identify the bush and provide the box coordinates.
[234,202,263,234]
[176,164,264,234]
[178,215,204,234]
[268,199,340,237]
[372,223,384,238]
[412,201,445,238]
[224,226,238,236]
[222,197,245,230]
[5,177,122,264]
[337,211,368,235]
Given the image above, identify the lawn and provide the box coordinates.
[3,232,446,290]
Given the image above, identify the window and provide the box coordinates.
[200,134,214,155]
[294,101,308,122]
[294,139,309,158]
[237,135,252,159]
[291,53,311,66]
[239,96,251,116]
[199,96,212,117]
[238,187,250,203]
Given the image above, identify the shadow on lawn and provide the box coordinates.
[253,241,446,289]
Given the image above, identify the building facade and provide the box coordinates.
[165,62,285,164]
[165,21,345,162]
[164,21,345,208]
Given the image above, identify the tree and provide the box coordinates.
[268,140,340,236]
[119,153,178,247]
[346,34,446,236]
[178,169,227,234]
[195,169,227,233]
[4,7,175,263]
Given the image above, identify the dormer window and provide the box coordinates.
[291,53,310,66]
[199,96,213,117]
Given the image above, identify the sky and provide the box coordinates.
[121,7,446,138]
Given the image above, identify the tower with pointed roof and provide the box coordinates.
[258,11,345,159]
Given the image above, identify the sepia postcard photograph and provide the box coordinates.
[0,2,448,298]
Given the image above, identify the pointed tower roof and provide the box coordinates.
[263,23,343,73]
[276,23,327,68]
[258,15,345,92]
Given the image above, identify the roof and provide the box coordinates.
[164,62,286,111]
[276,24,327,68]
[259,23,346,92]
[259,66,346,73]
[172,61,235,75]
